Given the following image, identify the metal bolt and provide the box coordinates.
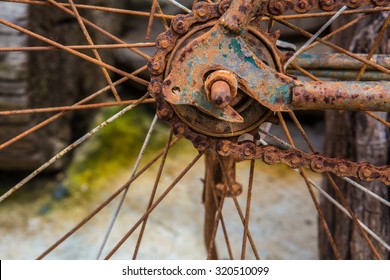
[324,0,333,6]
[338,164,348,173]
[160,40,169,49]
[244,148,252,156]
[210,80,231,108]
[197,8,207,17]
[291,156,300,165]
[298,0,307,9]
[363,169,372,178]
[274,2,284,11]
[313,161,324,169]
[152,62,160,71]
[176,21,185,29]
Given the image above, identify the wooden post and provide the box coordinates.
[319,13,390,259]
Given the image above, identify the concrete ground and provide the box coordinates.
[0,121,324,260]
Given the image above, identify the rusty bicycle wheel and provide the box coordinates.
[0,0,389,259]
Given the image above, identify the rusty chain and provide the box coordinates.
[148,0,390,185]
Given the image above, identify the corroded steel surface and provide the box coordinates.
[292,81,390,111]
[148,0,390,184]
[291,53,390,70]
[161,24,296,119]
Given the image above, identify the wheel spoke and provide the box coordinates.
[0,43,155,52]
[284,5,348,70]
[0,99,156,116]
[3,0,175,19]
[35,138,180,260]
[67,0,121,101]
[146,0,159,40]
[276,111,341,259]
[0,66,147,151]
[303,14,367,52]
[217,156,261,260]
[303,175,390,252]
[0,18,149,85]
[0,93,149,203]
[273,16,390,76]
[274,112,385,259]
[167,0,192,13]
[132,130,174,260]
[207,181,227,260]
[210,183,234,260]
[104,152,204,260]
[96,114,160,260]
[356,14,390,81]
[47,0,151,60]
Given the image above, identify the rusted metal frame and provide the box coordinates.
[241,159,255,260]
[0,63,146,152]
[272,16,390,76]
[288,69,390,80]
[217,156,261,260]
[35,138,180,259]
[277,112,342,259]
[290,54,390,70]
[3,0,176,19]
[207,179,228,260]
[0,99,155,116]
[204,151,235,260]
[47,0,151,61]
[0,93,150,204]
[291,81,390,111]
[104,152,204,260]
[288,53,390,80]
[204,152,220,260]
[210,181,235,260]
[67,0,121,102]
[290,63,390,128]
[0,18,149,85]
[132,130,174,260]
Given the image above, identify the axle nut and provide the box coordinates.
[205,70,238,108]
